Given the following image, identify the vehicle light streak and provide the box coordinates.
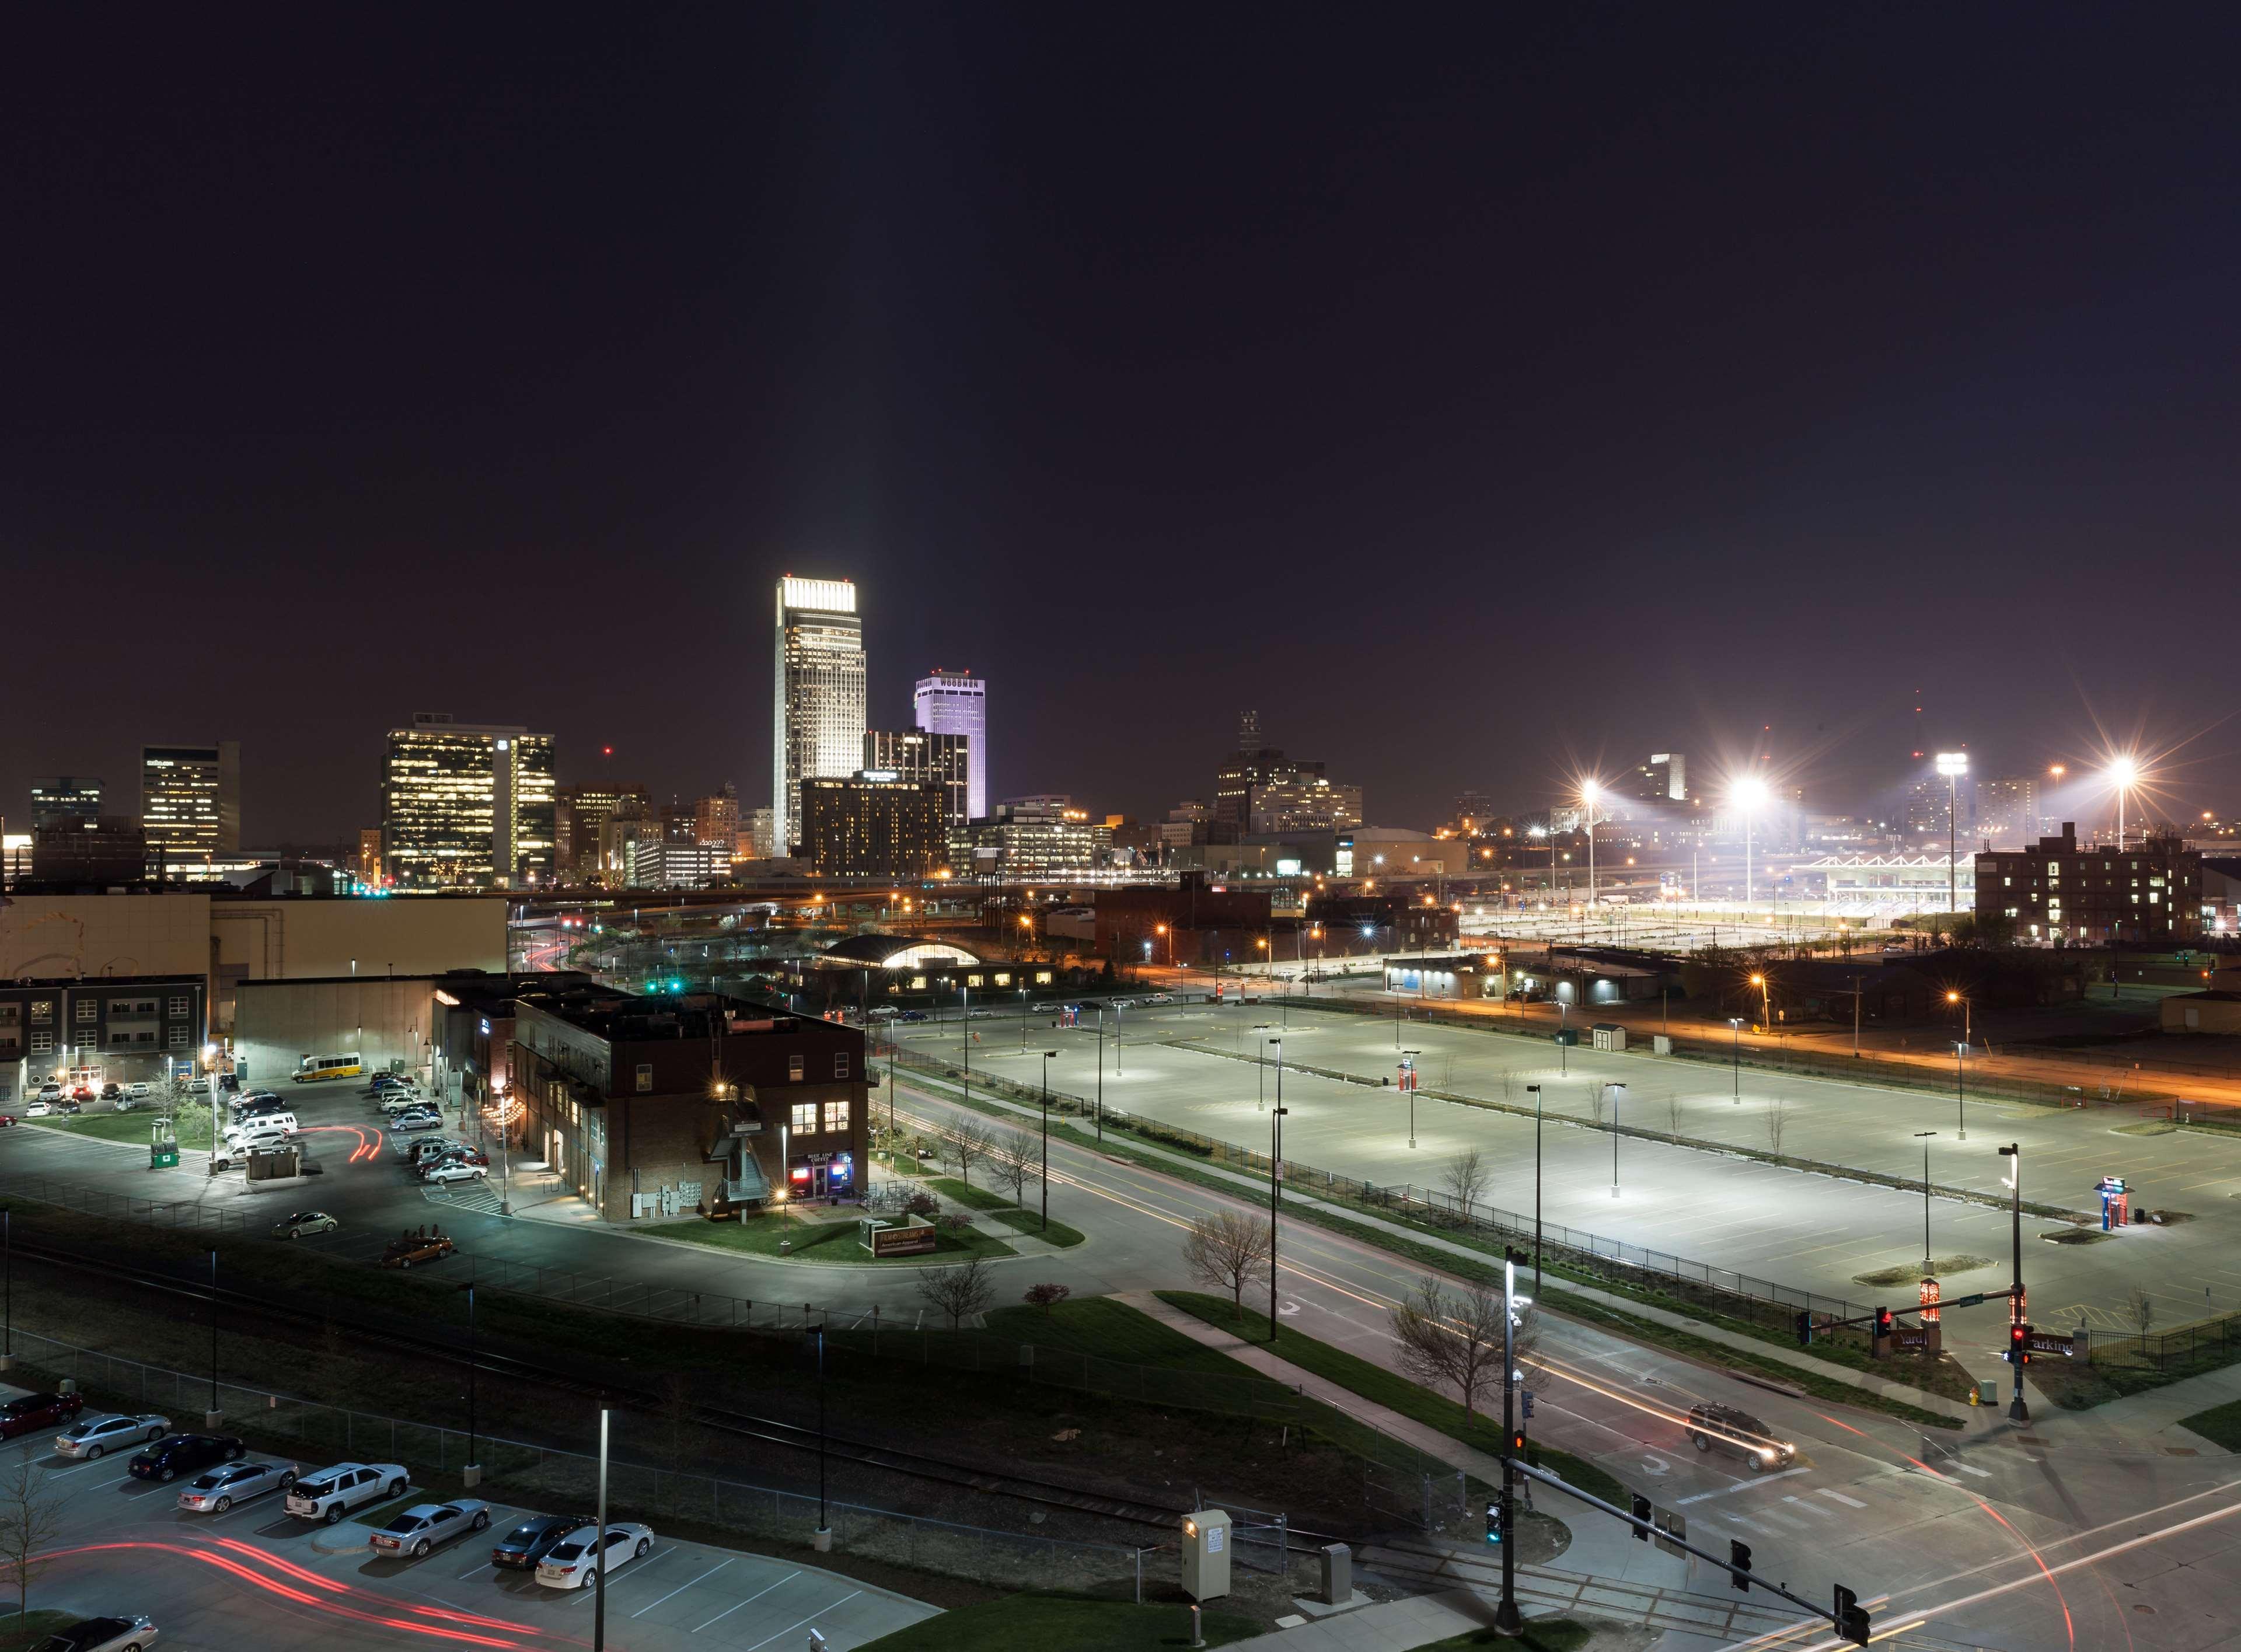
[209,1538,553,1635]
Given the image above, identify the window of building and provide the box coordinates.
[168,1026,187,1047]
[1035,971,1053,985]
[791,1102,816,1133]
[0,1007,16,1026]
[168,996,188,1017]
[823,1099,850,1133]
[788,1054,804,1082]
[994,972,1012,987]
[834,1052,850,1079]
[909,976,927,990]
[966,974,985,988]
[75,1000,96,1024]
[30,1032,51,1053]
[29,1003,50,1024]
[635,1063,653,1094]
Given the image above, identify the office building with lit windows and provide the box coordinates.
[382,714,556,890]
[865,729,971,826]
[913,669,987,820]
[801,776,947,879]
[774,577,867,855]
[1975,824,2202,945]
[29,778,102,830]
[141,742,240,860]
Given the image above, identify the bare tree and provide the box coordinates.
[1765,1096,1788,1157]
[944,1120,995,1187]
[916,1256,996,1328]
[1388,1273,1527,1424]
[1587,1084,1607,1127]
[2128,1283,2157,1350]
[992,1128,1038,1206]
[1441,1149,1489,1221]
[1666,1089,1683,1143]
[0,1443,65,1618]
[1181,1212,1274,1320]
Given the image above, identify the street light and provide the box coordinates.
[1269,1076,1289,1344]
[490,1076,516,1216]
[1038,1051,1058,1232]
[1402,1049,1420,1148]
[1749,971,1772,1033]
[1580,779,1602,908]
[1253,1025,1272,1110]
[1998,1144,2028,1421]
[1728,1016,1744,1101]
[1936,753,1968,916]
[1607,1082,1625,1198]
[1731,775,1771,911]
[1947,990,1970,1140]
[1913,1132,1937,1275]
[1527,1084,1544,1299]
[2107,754,2139,849]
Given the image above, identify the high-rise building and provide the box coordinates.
[693,783,741,847]
[743,806,777,860]
[913,669,987,820]
[1214,711,1325,834]
[556,783,648,879]
[356,829,383,886]
[774,577,867,855]
[1630,753,1686,805]
[382,714,556,890]
[29,778,101,830]
[1248,770,1363,834]
[1451,791,1498,834]
[955,801,1111,880]
[30,817,146,884]
[140,742,241,859]
[800,776,947,878]
[1975,775,2039,847]
[867,730,971,826]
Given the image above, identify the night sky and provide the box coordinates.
[9,8,2240,843]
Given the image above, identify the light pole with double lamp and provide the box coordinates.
[1039,1051,1058,1232]
[1269,1050,1287,1343]
[1729,1017,1744,1101]
[1402,1049,1420,1149]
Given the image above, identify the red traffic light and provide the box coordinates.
[1873,1306,1894,1337]
[2010,1322,2033,1364]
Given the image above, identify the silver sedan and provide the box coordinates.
[54,1414,170,1461]
[369,1499,491,1558]
[176,1460,298,1514]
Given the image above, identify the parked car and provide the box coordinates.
[55,1413,170,1460]
[422,1162,487,1188]
[0,1392,83,1440]
[125,1082,152,1101]
[176,1460,297,1514]
[24,1101,52,1119]
[534,1522,654,1590]
[128,1433,244,1483]
[865,1005,897,1020]
[36,1084,61,1102]
[0,1114,15,1128]
[270,1211,339,1240]
[379,1230,455,1269]
[390,1113,443,1134]
[490,1513,593,1570]
[1684,1402,1794,1473]
[285,1461,410,1524]
[897,1010,928,1024]
[29,1616,159,1652]
[100,1083,121,1103]
[370,1500,490,1558]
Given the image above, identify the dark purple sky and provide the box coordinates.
[8,6,2239,843]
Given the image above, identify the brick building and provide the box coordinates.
[1974,824,2202,946]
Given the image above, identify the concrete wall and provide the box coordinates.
[0,892,214,984]
[233,977,442,1091]
[214,897,505,983]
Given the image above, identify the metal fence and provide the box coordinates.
[2076,1306,2241,1372]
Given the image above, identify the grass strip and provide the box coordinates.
[983,1209,1085,1247]
[930,1176,1018,1213]
[854,1594,1262,1650]
[1157,1291,1626,1506]
[2176,1398,2241,1451]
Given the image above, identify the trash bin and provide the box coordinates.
[1319,1543,1351,1605]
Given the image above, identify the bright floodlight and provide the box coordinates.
[1581,778,1601,805]
[2108,755,2139,787]
[1731,775,1770,810]
[1936,752,1968,777]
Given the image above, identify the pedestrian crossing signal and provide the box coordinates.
[1485,1500,1501,1545]
[1835,1584,1869,1646]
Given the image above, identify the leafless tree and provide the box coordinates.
[944,1120,995,1186]
[1666,1089,1683,1143]
[0,1443,65,1618]
[1388,1273,1530,1424]
[1765,1096,1788,1157]
[1588,1083,1607,1127]
[915,1256,996,1328]
[2128,1283,2157,1350]
[992,1128,1038,1206]
[1441,1149,1489,1221]
[1181,1211,1274,1320]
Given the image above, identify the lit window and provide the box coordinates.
[788,1054,805,1082]
[823,1099,850,1133]
[791,1102,816,1132]
[169,996,188,1016]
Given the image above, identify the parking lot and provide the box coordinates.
[9,1385,937,1652]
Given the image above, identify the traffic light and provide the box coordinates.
[1631,1493,1652,1540]
[2010,1322,2032,1365]
[1730,1539,1753,1593]
[1873,1305,1894,1338]
[1511,1426,1527,1456]
[1522,1390,1535,1421]
[1795,1309,1813,1346]
[1485,1499,1501,1546]
[1834,1584,1870,1646]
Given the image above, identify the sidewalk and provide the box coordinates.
[1221,1589,1502,1651]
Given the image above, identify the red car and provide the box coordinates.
[0,1115,15,1127]
[0,1392,83,1438]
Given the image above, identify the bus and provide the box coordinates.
[292,1053,364,1084]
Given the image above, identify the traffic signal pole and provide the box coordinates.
[2001,1143,2029,1421]
[1495,1250,1524,1634]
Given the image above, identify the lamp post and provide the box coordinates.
[1253,1024,1271,1110]
[961,984,971,1102]
[1947,990,1970,1139]
[491,1076,515,1216]
[460,1281,480,1485]
[1729,1017,1744,1101]
[1018,987,1029,1053]
[1582,780,1601,907]
[1913,1132,1936,1274]
[1936,753,1969,916]
[1608,1083,1625,1197]
[207,1247,221,1427]
[1732,776,1769,913]
[1527,1084,1544,1299]
[1750,972,1772,1035]
[2109,755,2137,850]
[1114,1000,1123,1078]
[1269,1065,1287,1344]
[1039,1050,1057,1232]
[1998,1144,2028,1421]
[1094,1010,1105,1140]
[1402,1049,1420,1149]
[1556,998,1568,1074]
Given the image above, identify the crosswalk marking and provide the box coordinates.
[1782,1495,1835,1517]
[1816,1488,1868,1509]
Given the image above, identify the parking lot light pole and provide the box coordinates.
[460,1281,480,1486]
[1254,1025,1271,1110]
[594,1407,609,1652]
[1402,1049,1420,1148]
[207,1246,221,1428]
[1729,1018,1744,1101]
[1039,1051,1058,1232]
[1608,1084,1625,1197]
[1270,1085,1289,1344]
[2000,1145,2029,1422]
[1094,1013,1104,1140]
[1527,1084,1543,1300]
[1915,1132,1937,1274]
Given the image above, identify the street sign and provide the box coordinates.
[1653,1508,1687,1557]
[2024,1331,2075,1358]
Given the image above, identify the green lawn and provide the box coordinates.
[29,1108,211,1147]
[854,1594,1261,1650]
[975,1297,1247,1375]
[1158,1291,1626,1507]
[646,1214,1015,1264]
[1414,1620,1592,1651]
[2176,1397,2241,1451]
[985,1207,1085,1247]
[931,1176,1016,1212]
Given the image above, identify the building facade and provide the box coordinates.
[954,800,1110,879]
[555,783,648,882]
[865,729,972,826]
[1247,770,1362,834]
[1975,775,2039,847]
[383,714,557,890]
[29,778,101,829]
[1976,825,2202,945]
[141,742,242,860]
[1,973,210,1102]
[800,776,947,878]
[773,577,867,857]
[1629,753,1687,806]
[626,839,731,890]
[692,784,740,847]
[913,669,987,820]
[29,817,146,883]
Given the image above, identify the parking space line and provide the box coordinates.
[456,1560,494,1580]
[41,1459,107,1478]
[633,1556,734,1617]
[694,1570,801,1632]
[741,1591,861,1650]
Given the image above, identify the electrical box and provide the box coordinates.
[1181,1508,1231,1601]
[1318,1542,1350,1605]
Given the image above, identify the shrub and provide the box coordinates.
[1024,1282,1071,1311]
[902,1190,940,1219]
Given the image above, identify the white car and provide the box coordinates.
[378,1091,429,1116]
[54,1413,170,1460]
[270,1211,339,1240]
[369,1499,490,1557]
[534,1522,654,1590]
[390,1110,442,1133]
[31,1615,158,1652]
[24,1101,51,1119]
[125,1082,152,1101]
[284,1462,409,1524]
[177,1460,297,1513]
[423,1162,487,1188]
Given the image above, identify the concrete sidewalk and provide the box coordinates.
[1221,1588,1505,1651]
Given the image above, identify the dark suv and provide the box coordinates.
[129,1433,245,1482]
[1685,1403,1793,1473]
[490,1512,596,1570]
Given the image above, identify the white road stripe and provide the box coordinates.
[1675,1466,1811,1505]
[1782,1495,1835,1517]
[742,1592,863,1652]
[633,1556,735,1618]
[1816,1488,1868,1508]
[693,1569,801,1632]
[1956,1464,1993,1478]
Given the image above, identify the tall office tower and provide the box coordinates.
[356,828,384,886]
[140,742,241,858]
[1214,711,1317,834]
[382,713,557,889]
[913,669,987,820]
[1629,753,1686,805]
[774,577,867,855]
[865,729,972,826]
[556,781,650,877]
[1975,775,2038,847]
[29,778,102,829]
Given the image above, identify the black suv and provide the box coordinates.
[1685,1403,1794,1473]
[490,1513,596,1570]
[128,1433,245,1482]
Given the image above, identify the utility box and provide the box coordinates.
[1180,1508,1231,1602]
[1653,1035,1673,1056]
[1318,1542,1350,1605]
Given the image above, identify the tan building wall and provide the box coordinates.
[0,892,215,985]
[233,977,445,1092]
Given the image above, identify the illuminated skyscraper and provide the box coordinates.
[141,742,240,859]
[382,714,556,889]
[774,577,867,854]
[913,669,987,820]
